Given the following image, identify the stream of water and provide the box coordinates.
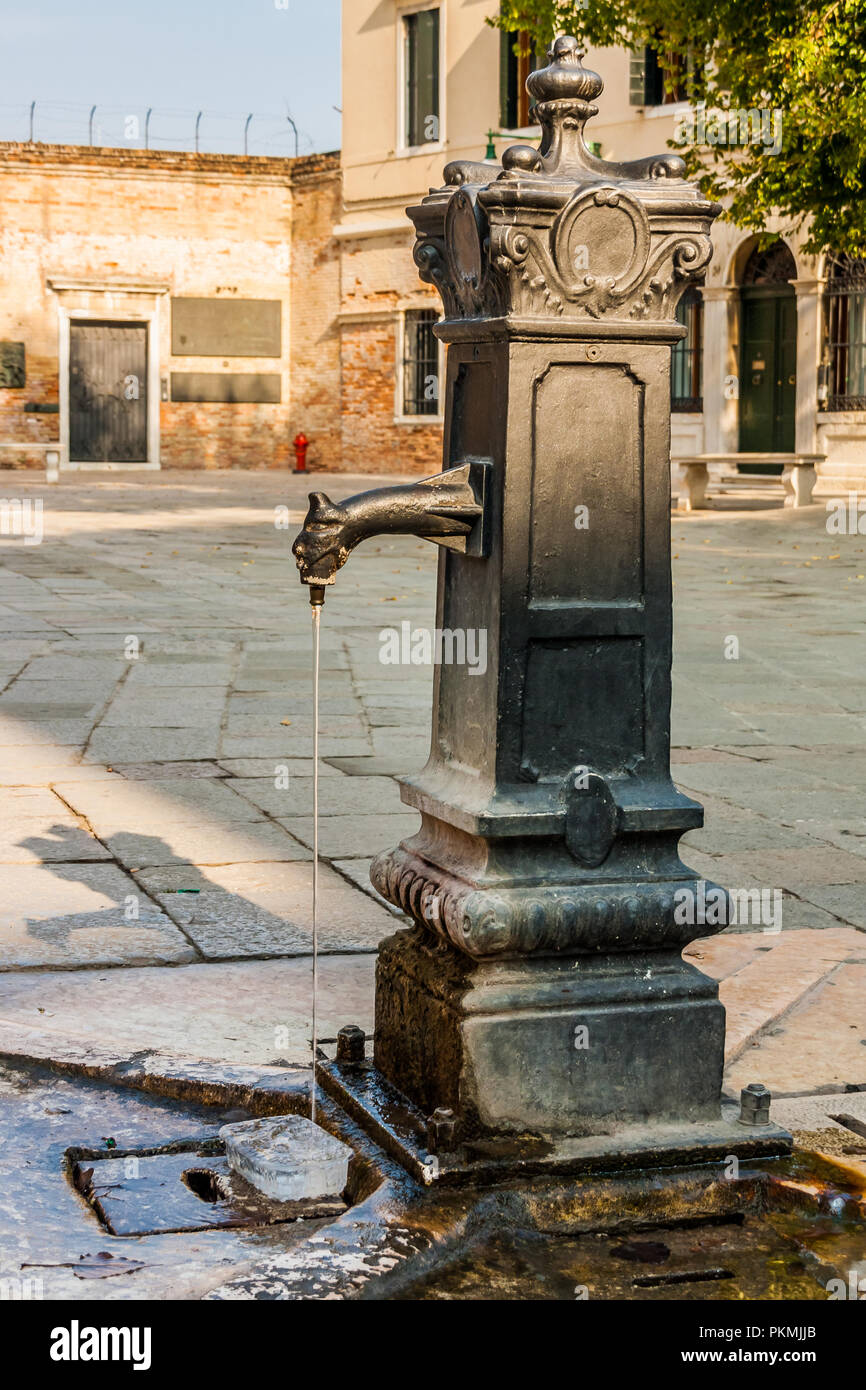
[310,602,321,1125]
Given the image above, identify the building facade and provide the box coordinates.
[338,0,866,492]
[2,10,863,488]
[0,144,341,472]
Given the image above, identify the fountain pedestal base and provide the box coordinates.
[374,928,733,1143]
[317,1059,791,1189]
[316,927,792,1183]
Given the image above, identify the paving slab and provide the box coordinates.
[84,729,224,762]
[219,735,371,759]
[0,862,195,968]
[768,1092,866,1132]
[52,777,266,828]
[714,928,866,1058]
[332,857,405,915]
[103,820,311,870]
[277,812,421,858]
[0,955,376,1064]
[217,757,345,778]
[791,882,866,930]
[230,775,402,819]
[0,817,111,864]
[140,858,393,956]
[726,962,866,1095]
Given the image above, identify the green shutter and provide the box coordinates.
[629,47,648,105]
[406,9,440,146]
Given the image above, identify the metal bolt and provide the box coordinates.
[738,1082,772,1126]
[336,1024,366,1065]
[426,1106,456,1154]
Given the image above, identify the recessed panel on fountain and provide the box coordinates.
[530,363,644,608]
[521,636,645,777]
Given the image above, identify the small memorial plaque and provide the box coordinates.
[0,343,25,389]
[171,299,281,357]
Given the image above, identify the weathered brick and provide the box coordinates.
[0,144,342,472]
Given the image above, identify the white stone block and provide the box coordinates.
[220,1115,352,1201]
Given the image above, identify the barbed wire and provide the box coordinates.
[0,101,320,157]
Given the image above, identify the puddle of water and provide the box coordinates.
[394,1151,866,1301]
[399,1216,831,1301]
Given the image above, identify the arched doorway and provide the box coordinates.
[738,240,797,463]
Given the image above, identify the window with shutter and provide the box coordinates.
[500,30,542,128]
[404,9,440,148]
[629,47,648,105]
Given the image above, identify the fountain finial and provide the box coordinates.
[526,34,604,108]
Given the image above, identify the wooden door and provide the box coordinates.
[739,290,796,462]
[69,322,148,463]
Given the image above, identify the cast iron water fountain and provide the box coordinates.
[283,41,866,1300]
[295,37,792,1176]
[20,40,860,1305]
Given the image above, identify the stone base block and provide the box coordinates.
[373,927,728,1143]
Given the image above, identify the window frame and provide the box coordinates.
[671,284,704,413]
[630,43,693,109]
[500,30,544,132]
[397,3,444,156]
[395,306,444,425]
[824,255,866,412]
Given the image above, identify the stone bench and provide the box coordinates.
[0,442,65,481]
[675,453,825,511]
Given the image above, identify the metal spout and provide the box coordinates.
[291,459,489,595]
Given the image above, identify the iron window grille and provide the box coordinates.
[402,309,440,416]
[825,255,866,411]
[671,285,703,412]
[404,8,440,148]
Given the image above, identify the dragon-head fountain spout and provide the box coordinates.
[292,461,489,604]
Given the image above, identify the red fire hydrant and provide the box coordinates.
[293,432,309,473]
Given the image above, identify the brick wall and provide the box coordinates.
[341,319,442,473]
[338,226,444,475]
[0,144,341,472]
[288,163,342,472]
[0,354,59,469]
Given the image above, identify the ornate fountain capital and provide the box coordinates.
[409,35,719,327]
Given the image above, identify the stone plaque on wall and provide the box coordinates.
[171,299,281,358]
[170,372,281,404]
[0,343,25,388]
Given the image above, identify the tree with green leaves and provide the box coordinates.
[492,0,866,256]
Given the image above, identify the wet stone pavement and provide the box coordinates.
[0,469,864,1297]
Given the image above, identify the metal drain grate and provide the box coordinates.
[70,1147,347,1236]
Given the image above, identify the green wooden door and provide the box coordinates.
[739,289,796,462]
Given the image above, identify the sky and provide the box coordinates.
[0,0,342,156]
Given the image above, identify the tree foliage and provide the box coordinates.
[492,0,866,256]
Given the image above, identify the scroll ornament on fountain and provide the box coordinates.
[412,34,717,326]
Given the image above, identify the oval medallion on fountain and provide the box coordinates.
[553,186,650,313]
[445,187,488,314]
